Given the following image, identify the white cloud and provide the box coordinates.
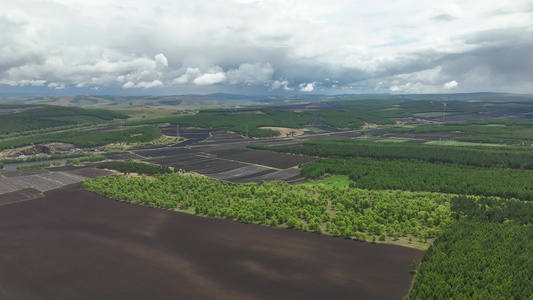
[226,63,274,85]
[47,82,65,89]
[299,82,314,92]
[122,82,135,89]
[444,80,459,89]
[0,0,531,94]
[155,53,168,70]
[136,80,164,89]
[193,72,226,86]
[122,80,163,89]
[173,67,201,85]
[271,79,292,91]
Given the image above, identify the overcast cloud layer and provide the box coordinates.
[1,0,532,95]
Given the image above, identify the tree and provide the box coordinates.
[287,217,298,229]
[410,260,418,274]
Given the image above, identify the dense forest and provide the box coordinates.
[298,157,533,200]
[406,196,533,299]
[248,139,533,169]
[0,126,162,150]
[0,105,128,137]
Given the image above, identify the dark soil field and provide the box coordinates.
[104,152,145,160]
[203,131,246,144]
[149,155,247,174]
[0,184,422,300]
[134,147,199,158]
[160,125,219,144]
[208,149,314,169]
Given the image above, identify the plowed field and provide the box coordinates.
[0,184,422,300]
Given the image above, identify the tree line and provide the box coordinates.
[97,159,175,175]
[82,172,455,245]
[248,139,533,169]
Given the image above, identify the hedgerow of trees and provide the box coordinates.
[83,173,454,243]
[97,159,175,175]
[66,154,106,165]
[16,161,61,170]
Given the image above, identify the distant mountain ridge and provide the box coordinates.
[1,92,532,108]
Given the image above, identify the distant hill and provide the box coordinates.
[1,92,532,108]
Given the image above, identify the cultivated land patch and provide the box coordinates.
[104,152,145,160]
[233,168,302,183]
[0,166,113,201]
[0,188,43,206]
[207,165,270,180]
[134,147,199,158]
[203,131,246,144]
[148,155,247,174]
[208,149,314,169]
[0,184,422,300]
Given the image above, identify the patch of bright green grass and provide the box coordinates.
[303,175,353,187]
[424,141,507,147]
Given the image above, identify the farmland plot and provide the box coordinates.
[232,168,302,183]
[0,184,422,300]
[208,149,314,169]
[207,165,270,180]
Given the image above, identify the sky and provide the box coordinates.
[1,0,532,96]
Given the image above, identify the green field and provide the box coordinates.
[424,140,507,147]
[303,175,353,187]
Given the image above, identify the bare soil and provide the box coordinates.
[0,184,422,300]
[209,149,314,169]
